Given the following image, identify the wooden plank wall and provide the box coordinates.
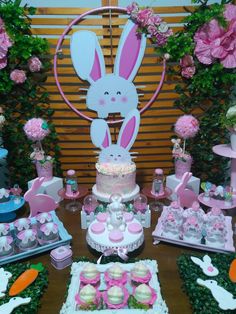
[32,3,201,188]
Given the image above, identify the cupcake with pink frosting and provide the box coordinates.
[75,284,101,310]
[130,262,151,286]
[103,285,129,309]
[80,263,100,288]
[104,263,127,287]
[132,284,157,309]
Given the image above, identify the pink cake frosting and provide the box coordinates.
[133,285,157,305]
[109,230,124,242]
[91,223,105,234]
[104,270,128,287]
[103,286,129,309]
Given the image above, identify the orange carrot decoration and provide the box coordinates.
[9,263,44,296]
[229,259,236,283]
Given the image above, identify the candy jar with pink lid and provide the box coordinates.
[39,222,59,244]
[0,235,14,257]
[133,194,147,214]
[151,168,164,196]
[65,169,78,197]
[83,194,98,215]
[16,229,38,251]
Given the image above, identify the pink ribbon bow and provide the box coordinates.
[97,248,128,264]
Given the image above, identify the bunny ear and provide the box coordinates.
[182,172,192,185]
[191,256,202,266]
[203,255,212,263]
[90,119,111,149]
[31,177,44,190]
[117,109,140,151]
[70,31,105,84]
[114,20,146,82]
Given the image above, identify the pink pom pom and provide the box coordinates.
[174,115,199,139]
[23,118,50,141]
[28,57,42,72]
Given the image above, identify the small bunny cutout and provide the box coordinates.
[90,109,140,164]
[191,255,219,277]
[70,20,146,118]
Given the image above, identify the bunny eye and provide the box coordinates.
[116,91,121,95]
[110,154,113,157]
[104,91,109,95]
[118,154,121,157]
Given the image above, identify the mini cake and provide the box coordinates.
[105,263,127,286]
[182,216,203,244]
[182,201,205,223]
[0,188,10,203]
[75,284,100,309]
[205,221,226,248]
[206,207,225,226]
[103,285,129,309]
[131,262,151,285]
[133,283,157,306]
[17,229,38,250]
[162,212,180,239]
[167,201,184,224]
[0,235,14,257]
[80,263,100,287]
[92,162,140,202]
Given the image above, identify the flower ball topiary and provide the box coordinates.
[24,118,50,141]
[174,115,199,139]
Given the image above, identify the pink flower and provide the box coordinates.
[147,25,158,36]
[28,56,42,72]
[175,115,199,139]
[181,66,196,78]
[136,8,154,27]
[10,69,26,84]
[0,18,12,70]
[126,2,139,15]
[24,118,50,141]
[180,55,194,67]
[194,6,236,69]
[148,15,162,26]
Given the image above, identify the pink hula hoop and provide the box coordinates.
[53,6,166,125]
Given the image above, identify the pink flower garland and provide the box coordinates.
[0,17,13,70]
[194,3,236,69]
[127,2,173,47]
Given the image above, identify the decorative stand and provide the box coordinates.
[166,174,200,201]
[58,186,88,212]
[142,186,172,211]
[0,196,25,222]
[28,176,63,203]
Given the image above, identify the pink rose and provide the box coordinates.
[0,19,12,70]
[147,25,158,36]
[28,56,42,72]
[224,4,236,22]
[126,2,139,15]
[136,8,153,27]
[180,55,194,67]
[181,66,196,78]
[10,69,27,84]
[148,14,162,26]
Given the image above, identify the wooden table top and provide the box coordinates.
[26,201,234,314]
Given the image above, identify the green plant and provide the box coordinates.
[0,0,61,190]
[161,0,236,184]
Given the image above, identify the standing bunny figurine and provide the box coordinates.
[90,109,140,164]
[175,172,198,208]
[171,138,183,156]
[24,177,58,217]
[107,194,126,231]
[70,20,146,118]
[191,255,219,277]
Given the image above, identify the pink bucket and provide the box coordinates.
[36,161,53,181]
[175,155,192,179]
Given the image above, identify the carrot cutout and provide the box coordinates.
[9,263,44,296]
[229,259,236,283]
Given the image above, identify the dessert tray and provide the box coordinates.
[152,206,235,254]
[0,211,72,266]
[60,260,168,314]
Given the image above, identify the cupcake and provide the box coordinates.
[182,216,203,244]
[80,263,100,287]
[130,262,151,286]
[103,285,129,309]
[75,284,101,310]
[133,284,157,307]
[162,212,180,239]
[104,263,127,286]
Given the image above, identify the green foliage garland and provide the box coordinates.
[0,261,48,313]
[177,253,236,314]
[0,0,61,190]
[162,0,236,184]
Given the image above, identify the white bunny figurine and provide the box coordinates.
[24,177,58,217]
[107,194,126,231]
[0,297,31,314]
[0,268,12,298]
[171,138,183,155]
[191,255,219,277]
[197,278,236,310]
[90,109,140,164]
[70,20,146,118]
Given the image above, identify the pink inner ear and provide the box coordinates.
[119,24,141,80]
[102,130,110,148]
[90,50,102,81]
[120,117,136,148]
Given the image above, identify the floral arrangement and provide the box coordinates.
[24,118,53,167]
[161,0,236,184]
[172,114,199,162]
[0,0,61,189]
[126,2,173,48]
[201,181,233,203]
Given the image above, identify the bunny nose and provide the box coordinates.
[111,97,116,102]
[114,158,117,161]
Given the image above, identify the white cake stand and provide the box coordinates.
[86,218,144,254]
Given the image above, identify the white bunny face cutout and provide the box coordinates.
[90,109,140,164]
[70,20,146,118]
[191,255,219,277]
